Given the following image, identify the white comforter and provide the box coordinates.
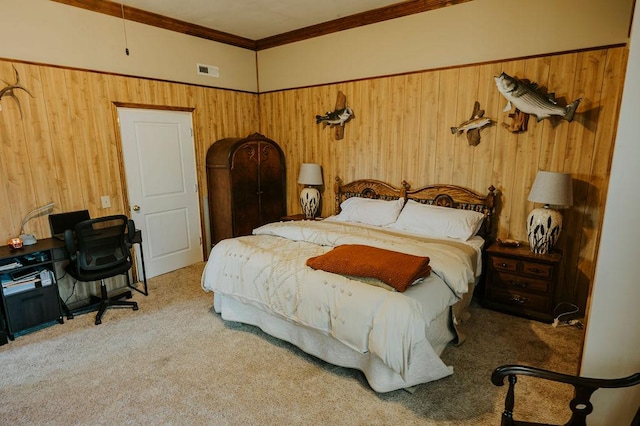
[201,220,478,379]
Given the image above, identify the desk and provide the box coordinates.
[0,231,148,341]
[0,238,65,340]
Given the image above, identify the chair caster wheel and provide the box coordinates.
[95,319,102,325]
[133,304,139,311]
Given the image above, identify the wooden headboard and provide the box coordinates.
[334,177,497,239]
[334,177,408,213]
[406,183,497,239]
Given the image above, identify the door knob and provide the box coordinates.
[133,205,141,211]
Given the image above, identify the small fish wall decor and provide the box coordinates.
[316,91,354,140]
[451,101,493,146]
[0,66,34,119]
[494,72,581,123]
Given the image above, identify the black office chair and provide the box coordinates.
[64,215,139,325]
[491,364,640,425]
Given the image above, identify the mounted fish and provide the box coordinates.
[0,66,34,119]
[316,91,353,140]
[315,107,353,127]
[451,101,493,146]
[494,72,581,122]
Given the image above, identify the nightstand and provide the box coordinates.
[280,214,323,221]
[483,242,562,323]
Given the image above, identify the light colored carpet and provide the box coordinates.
[0,262,583,425]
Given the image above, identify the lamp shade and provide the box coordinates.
[528,171,573,207]
[297,163,323,186]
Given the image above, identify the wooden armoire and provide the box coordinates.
[206,133,286,245]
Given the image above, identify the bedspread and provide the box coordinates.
[253,220,477,296]
[201,220,478,379]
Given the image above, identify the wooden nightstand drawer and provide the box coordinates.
[521,261,553,279]
[490,271,550,294]
[487,287,552,313]
[484,242,562,323]
[491,256,519,273]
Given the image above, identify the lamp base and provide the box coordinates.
[19,233,38,245]
[527,207,562,254]
[300,187,320,220]
[20,234,38,246]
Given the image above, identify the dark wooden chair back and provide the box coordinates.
[491,364,640,426]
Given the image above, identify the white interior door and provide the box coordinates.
[118,108,202,278]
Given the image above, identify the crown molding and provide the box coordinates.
[52,0,472,51]
[255,0,472,50]
[51,0,257,50]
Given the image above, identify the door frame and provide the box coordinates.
[110,102,207,266]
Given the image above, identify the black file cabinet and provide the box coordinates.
[0,239,65,341]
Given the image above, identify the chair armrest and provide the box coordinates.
[126,219,136,246]
[492,364,640,425]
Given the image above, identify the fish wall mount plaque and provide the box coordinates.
[494,72,581,132]
[316,91,354,140]
[451,101,494,146]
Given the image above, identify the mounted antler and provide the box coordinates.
[0,66,34,118]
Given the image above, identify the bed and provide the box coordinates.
[201,178,496,392]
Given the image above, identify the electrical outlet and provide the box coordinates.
[100,195,111,208]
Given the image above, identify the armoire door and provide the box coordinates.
[258,141,286,225]
[230,141,261,237]
[206,133,286,245]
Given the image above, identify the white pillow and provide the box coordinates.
[329,197,405,226]
[389,200,485,240]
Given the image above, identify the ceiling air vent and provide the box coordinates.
[197,63,219,77]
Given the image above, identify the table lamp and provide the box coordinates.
[527,171,573,254]
[297,163,323,219]
[17,201,55,246]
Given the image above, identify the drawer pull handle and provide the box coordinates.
[510,280,528,289]
[529,268,543,273]
[509,295,527,304]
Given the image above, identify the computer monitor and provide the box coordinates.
[48,210,91,240]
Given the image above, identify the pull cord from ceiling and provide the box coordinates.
[121,3,130,56]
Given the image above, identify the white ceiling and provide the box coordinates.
[118,0,404,40]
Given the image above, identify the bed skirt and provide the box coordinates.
[213,293,457,393]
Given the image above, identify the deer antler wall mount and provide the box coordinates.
[0,66,34,119]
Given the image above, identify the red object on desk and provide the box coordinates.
[7,238,23,250]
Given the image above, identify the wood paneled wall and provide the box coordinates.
[0,60,257,304]
[0,45,628,312]
[259,46,628,313]
[0,60,258,252]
